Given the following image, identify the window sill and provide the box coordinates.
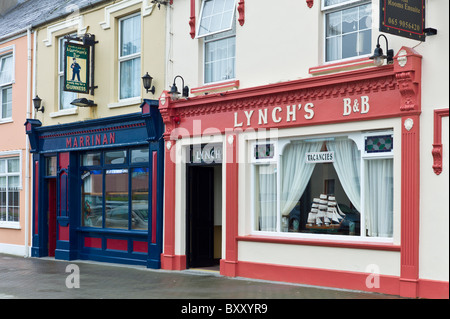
[237,234,400,251]
[50,107,79,118]
[107,97,141,109]
[191,80,240,96]
[309,57,375,76]
[0,118,13,125]
[0,222,21,229]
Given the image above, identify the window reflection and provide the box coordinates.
[105,169,129,229]
[131,168,149,230]
[81,170,103,227]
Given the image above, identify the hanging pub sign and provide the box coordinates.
[379,0,425,41]
[64,42,90,93]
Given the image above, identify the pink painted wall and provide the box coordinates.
[0,33,33,249]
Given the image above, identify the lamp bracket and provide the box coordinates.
[423,28,437,36]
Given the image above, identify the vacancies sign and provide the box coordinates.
[380,0,425,41]
[64,42,90,93]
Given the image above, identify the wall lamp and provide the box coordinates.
[169,75,189,100]
[369,34,394,67]
[142,72,156,94]
[70,98,97,107]
[33,95,44,113]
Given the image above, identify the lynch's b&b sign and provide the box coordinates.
[380,0,425,41]
[64,42,90,93]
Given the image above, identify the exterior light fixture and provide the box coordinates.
[369,34,394,67]
[142,72,156,94]
[70,98,97,107]
[33,95,44,113]
[169,75,189,100]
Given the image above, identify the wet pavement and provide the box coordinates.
[0,253,405,303]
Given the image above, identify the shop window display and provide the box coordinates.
[253,133,393,238]
[81,148,150,231]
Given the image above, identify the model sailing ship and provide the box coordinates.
[306,194,346,230]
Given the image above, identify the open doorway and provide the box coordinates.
[186,165,222,271]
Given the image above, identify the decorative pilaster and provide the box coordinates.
[394,47,422,298]
[220,133,239,277]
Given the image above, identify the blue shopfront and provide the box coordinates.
[25,100,164,268]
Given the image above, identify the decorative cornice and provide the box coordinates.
[170,69,398,120]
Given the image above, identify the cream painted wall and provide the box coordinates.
[169,0,449,283]
[34,0,167,126]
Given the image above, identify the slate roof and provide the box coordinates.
[0,0,112,40]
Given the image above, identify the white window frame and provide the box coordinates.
[58,35,78,111]
[0,50,14,121]
[322,0,372,63]
[196,0,238,38]
[0,151,22,228]
[118,13,141,102]
[250,130,395,243]
[199,0,237,85]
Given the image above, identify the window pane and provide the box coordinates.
[279,138,361,235]
[81,152,101,166]
[120,57,141,99]
[120,15,141,57]
[105,169,129,229]
[0,55,13,85]
[131,168,149,230]
[81,170,103,227]
[198,0,236,36]
[2,86,12,118]
[7,158,19,173]
[205,37,235,83]
[59,76,77,110]
[0,160,5,173]
[254,164,277,232]
[364,159,393,237]
[45,157,57,176]
[325,3,371,62]
[105,150,126,165]
[131,148,149,163]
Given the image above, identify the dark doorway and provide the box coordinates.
[187,165,221,269]
[47,179,57,257]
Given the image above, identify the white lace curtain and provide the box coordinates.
[326,138,361,212]
[365,159,393,237]
[280,141,323,217]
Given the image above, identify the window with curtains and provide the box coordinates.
[322,0,372,62]
[58,35,77,110]
[252,132,394,239]
[0,53,13,120]
[119,13,141,100]
[81,148,150,231]
[197,0,237,84]
[0,157,20,224]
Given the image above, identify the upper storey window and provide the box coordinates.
[323,0,372,62]
[197,0,237,84]
[0,54,13,120]
[119,13,141,100]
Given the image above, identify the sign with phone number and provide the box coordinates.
[380,0,425,41]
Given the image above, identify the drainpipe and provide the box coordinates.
[24,25,32,257]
